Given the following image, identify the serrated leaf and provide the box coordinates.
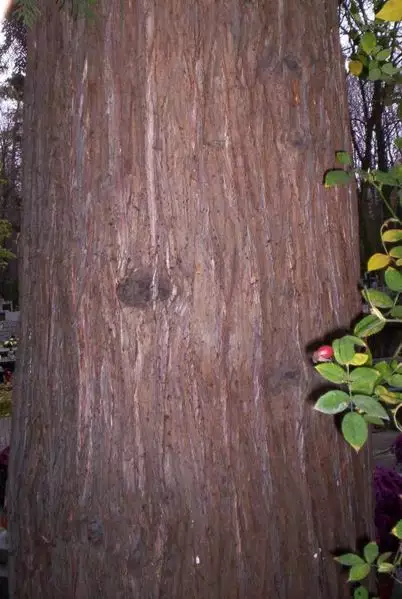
[333,337,356,365]
[376,385,401,405]
[335,151,352,166]
[393,519,402,538]
[345,335,367,348]
[363,289,394,309]
[363,541,379,564]
[315,363,346,384]
[324,170,353,187]
[370,305,386,322]
[350,353,369,366]
[348,562,371,582]
[342,412,368,451]
[354,314,386,338]
[375,361,393,380]
[385,267,402,292]
[391,305,402,318]
[376,0,402,21]
[314,391,350,415]
[374,170,399,185]
[382,229,402,242]
[350,367,381,394]
[390,374,402,387]
[334,553,365,566]
[354,585,369,599]
[382,62,399,76]
[377,551,393,565]
[377,562,395,573]
[363,414,384,425]
[368,68,382,80]
[360,31,377,54]
[377,48,392,61]
[390,246,402,258]
[367,253,391,271]
[353,395,389,420]
[349,60,364,76]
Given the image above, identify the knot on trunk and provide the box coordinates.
[117,267,172,308]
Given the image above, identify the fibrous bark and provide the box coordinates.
[9,1,371,597]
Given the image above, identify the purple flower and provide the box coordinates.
[374,466,402,552]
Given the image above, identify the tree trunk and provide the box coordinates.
[9,1,372,597]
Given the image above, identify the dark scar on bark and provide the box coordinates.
[117,267,172,307]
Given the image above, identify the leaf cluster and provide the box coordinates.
[14,0,97,25]
[335,522,402,598]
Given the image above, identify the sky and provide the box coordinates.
[0,1,11,24]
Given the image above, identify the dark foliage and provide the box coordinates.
[0,7,27,75]
[374,465,402,552]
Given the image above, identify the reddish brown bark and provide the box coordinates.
[9,1,372,597]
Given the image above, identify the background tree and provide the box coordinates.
[0,7,25,304]
[9,1,372,598]
[339,0,402,264]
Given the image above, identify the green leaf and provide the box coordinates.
[335,151,352,166]
[378,561,395,573]
[354,586,369,599]
[324,170,353,187]
[363,541,379,564]
[381,62,399,76]
[360,31,377,54]
[377,551,393,565]
[333,337,356,365]
[348,562,371,582]
[373,170,399,185]
[314,391,350,415]
[376,0,402,21]
[363,414,384,426]
[350,353,370,366]
[350,367,381,394]
[334,553,365,566]
[391,305,402,318]
[368,68,382,80]
[353,395,389,420]
[375,385,401,405]
[392,519,402,539]
[390,374,402,387]
[315,363,347,384]
[344,335,367,348]
[390,246,402,258]
[375,361,393,380]
[342,412,368,451]
[354,314,386,338]
[363,289,394,309]
[376,48,392,61]
[382,229,402,242]
[385,267,402,292]
[390,164,402,180]
[367,253,391,271]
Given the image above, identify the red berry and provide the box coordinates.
[313,345,334,363]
